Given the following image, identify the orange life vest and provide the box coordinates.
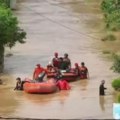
[79,66,88,79]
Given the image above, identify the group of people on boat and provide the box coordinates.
[14,52,89,91]
[73,62,89,79]
[51,52,71,71]
[48,52,89,79]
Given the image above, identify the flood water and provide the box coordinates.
[0,0,119,119]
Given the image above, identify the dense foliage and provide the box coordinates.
[0,3,26,72]
[0,6,26,48]
[0,0,9,7]
[111,54,120,73]
[112,78,120,90]
[101,0,120,30]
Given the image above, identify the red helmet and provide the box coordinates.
[54,52,58,56]
[36,64,41,67]
[75,63,78,67]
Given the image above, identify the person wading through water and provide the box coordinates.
[14,77,29,90]
[14,77,22,90]
[99,80,107,96]
[79,62,89,79]
[73,63,80,76]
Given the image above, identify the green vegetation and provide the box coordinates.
[112,78,120,90]
[102,50,111,54]
[101,33,116,41]
[101,0,120,31]
[117,94,120,103]
[0,2,26,72]
[101,0,120,73]
[0,0,10,7]
[111,54,120,73]
[113,92,120,103]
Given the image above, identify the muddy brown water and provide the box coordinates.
[0,0,119,119]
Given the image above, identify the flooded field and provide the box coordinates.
[0,0,119,119]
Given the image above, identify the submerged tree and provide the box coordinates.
[111,54,120,73]
[0,5,26,73]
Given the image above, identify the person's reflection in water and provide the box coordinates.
[99,96,105,111]
[80,80,88,90]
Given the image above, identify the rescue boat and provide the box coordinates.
[23,79,57,94]
[47,71,78,81]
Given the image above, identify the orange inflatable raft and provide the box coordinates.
[23,79,57,94]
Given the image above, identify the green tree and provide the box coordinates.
[112,78,120,90]
[0,5,26,73]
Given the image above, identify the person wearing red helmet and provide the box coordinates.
[73,63,80,76]
[33,64,47,81]
[52,52,60,69]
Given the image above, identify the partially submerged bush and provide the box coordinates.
[106,11,120,31]
[102,50,111,54]
[117,94,120,103]
[101,34,116,41]
[112,78,120,90]
[101,0,116,14]
[111,54,120,73]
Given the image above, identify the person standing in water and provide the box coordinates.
[14,77,22,90]
[73,63,80,76]
[99,80,107,96]
[79,62,89,79]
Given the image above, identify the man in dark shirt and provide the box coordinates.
[99,80,107,95]
[14,77,22,90]
[63,53,71,71]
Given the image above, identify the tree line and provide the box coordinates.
[101,0,120,73]
[0,0,26,73]
[101,0,120,102]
